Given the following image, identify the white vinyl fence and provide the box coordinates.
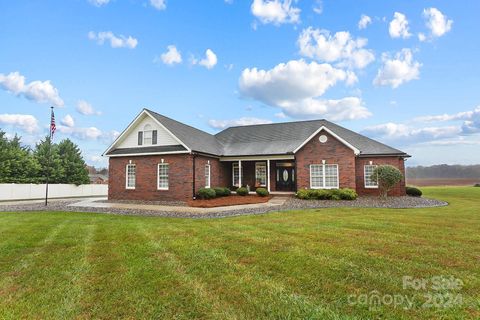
[0,184,108,201]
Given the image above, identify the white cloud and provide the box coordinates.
[298,28,375,69]
[362,122,461,145]
[389,12,411,39]
[88,0,110,6]
[358,14,372,30]
[0,114,39,133]
[313,0,322,15]
[159,45,182,65]
[225,0,234,4]
[239,59,371,120]
[76,100,101,116]
[88,31,138,49]
[251,0,300,26]
[0,71,64,106]
[208,117,273,129]
[193,49,218,69]
[423,7,453,38]
[418,33,427,42]
[150,0,166,10]
[373,49,421,88]
[414,106,480,135]
[60,114,75,128]
[57,125,103,140]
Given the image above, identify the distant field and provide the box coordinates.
[407,178,479,186]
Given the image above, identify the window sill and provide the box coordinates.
[365,186,379,189]
[157,188,169,191]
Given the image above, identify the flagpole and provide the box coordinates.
[45,106,54,206]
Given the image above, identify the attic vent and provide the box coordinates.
[319,135,328,143]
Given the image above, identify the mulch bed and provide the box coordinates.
[187,195,272,208]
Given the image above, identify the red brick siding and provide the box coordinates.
[108,154,194,201]
[355,157,406,196]
[295,131,356,190]
[193,155,228,194]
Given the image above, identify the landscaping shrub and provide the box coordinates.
[474,183,480,187]
[296,189,310,199]
[255,187,269,197]
[295,188,357,200]
[338,188,358,200]
[197,188,216,199]
[406,186,422,197]
[213,187,231,197]
[236,187,248,196]
[372,165,403,198]
[314,189,333,200]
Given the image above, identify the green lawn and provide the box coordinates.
[0,187,479,319]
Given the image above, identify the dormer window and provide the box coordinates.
[138,124,157,146]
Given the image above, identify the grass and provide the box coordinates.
[0,187,479,319]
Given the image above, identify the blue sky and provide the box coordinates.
[1,0,479,167]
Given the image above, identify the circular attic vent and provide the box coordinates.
[319,135,328,143]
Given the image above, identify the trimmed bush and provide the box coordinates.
[474,183,480,187]
[256,187,269,197]
[406,186,422,197]
[372,165,403,198]
[236,187,248,196]
[338,188,358,200]
[296,189,310,199]
[295,188,357,201]
[213,187,231,197]
[197,188,216,199]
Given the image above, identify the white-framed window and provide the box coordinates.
[205,164,211,188]
[310,164,339,189]
[157,163,169,190]
[126,164,136,189]
[364,165,378,188]
[143,124,153,145]
[232,163,240,187]
[255,162,267,187]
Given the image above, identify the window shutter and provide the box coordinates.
[152,130,157,145]
[138,131,143,145]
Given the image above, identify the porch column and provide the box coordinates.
[267,159,271,192]
[238,160,242,188]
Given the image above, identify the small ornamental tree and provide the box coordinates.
[371,165,403,198]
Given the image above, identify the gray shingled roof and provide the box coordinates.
[147,109,224,155]
[106,145,187,156]
[215,119,408,157]
[111,109,408,157]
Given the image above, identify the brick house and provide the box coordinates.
[104,109,410,201]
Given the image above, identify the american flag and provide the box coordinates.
[50,108,56,137]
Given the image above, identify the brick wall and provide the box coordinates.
[295,131,357,190]
[108,154,194,201]
[193,155,228,194]
[355,157,406,196]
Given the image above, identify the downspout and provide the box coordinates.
[192,153,196,199]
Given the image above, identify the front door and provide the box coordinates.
[276,167,295,191]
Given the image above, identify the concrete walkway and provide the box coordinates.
[68,197,288,214]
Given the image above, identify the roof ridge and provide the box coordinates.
[215,118,327,135]
[145,108,217,138]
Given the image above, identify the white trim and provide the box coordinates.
[107,151,189,157]
[144,110,191,152]
[255,162,267,187]
[205,164,211,188]
[238,160,242,187]
[220,155,294,162]
[103,109,191,157]
[267,159,271,192]
[364,164,379,189]
[293,126,360,155]
[232,163,239,187]
[157,163,169,190]
[309,163,339,189]
[125,164,136,189]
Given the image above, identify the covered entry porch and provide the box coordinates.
[219,155,296,193]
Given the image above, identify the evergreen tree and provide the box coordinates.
[0,130,40,183]
[57,139,90,185]
[34,136,64,184]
